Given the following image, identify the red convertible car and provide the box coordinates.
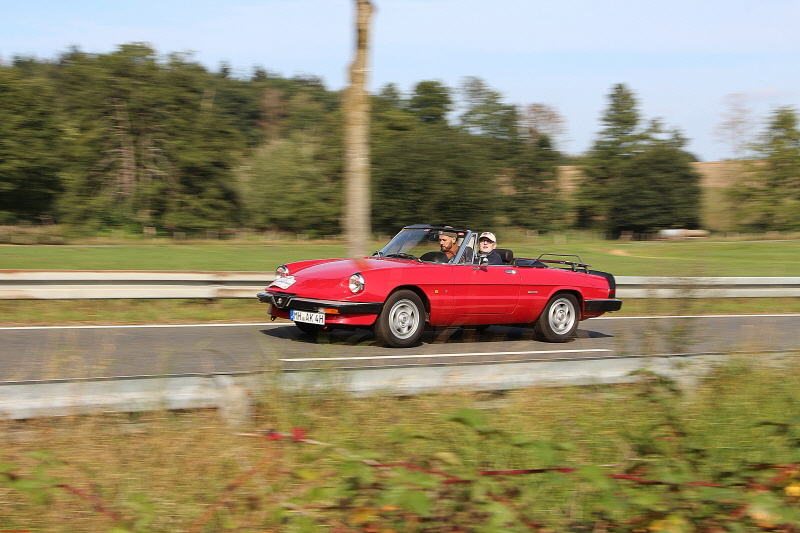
[258,224,621,347]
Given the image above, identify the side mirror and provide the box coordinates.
[479,255,490,267]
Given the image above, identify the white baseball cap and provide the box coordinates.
[478,232,496,242]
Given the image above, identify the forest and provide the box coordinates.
[1,43,798,238]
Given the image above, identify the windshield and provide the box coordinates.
[376,226,476,263]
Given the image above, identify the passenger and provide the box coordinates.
[477,232,503,265]
[438,227,460,261]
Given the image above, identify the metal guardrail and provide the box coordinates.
[0,270,270,299]
[1,271,800,299]
[617,276,800,298]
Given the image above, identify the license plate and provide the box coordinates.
[291,309,325,325]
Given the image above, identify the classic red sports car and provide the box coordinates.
[258,224,622,347]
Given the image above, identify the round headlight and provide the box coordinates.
[276,265,289,278]
[348,273,365,294]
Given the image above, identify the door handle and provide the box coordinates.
[504,269,517,274]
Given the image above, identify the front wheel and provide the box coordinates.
[534,293,579,342]
[374,290,426,348]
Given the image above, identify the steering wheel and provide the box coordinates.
[419,251,449,263]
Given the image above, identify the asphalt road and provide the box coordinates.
[1,314,799,382]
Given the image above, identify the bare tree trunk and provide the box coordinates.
[343,0,374,257]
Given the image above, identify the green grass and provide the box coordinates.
[513,237,800,277]
[2,237,800,275]
[0,243,346,271]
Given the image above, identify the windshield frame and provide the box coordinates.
[376,225,477,264]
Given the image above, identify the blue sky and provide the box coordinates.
[2,0,799,161]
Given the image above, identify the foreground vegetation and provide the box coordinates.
[2,359,800,531]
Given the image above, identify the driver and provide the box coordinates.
[439,228,459,261]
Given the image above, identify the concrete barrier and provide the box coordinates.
[1,271,800,299]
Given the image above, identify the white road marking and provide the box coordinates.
[280,349,612,362]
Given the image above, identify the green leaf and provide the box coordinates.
[577,464,613,491]
[401,489,431,516]
[485,500,517,528]
[444,408,486,430]
[376,485,408,507]
[629,490,663,507]
[293,468,321,481]
[395,469,440,489]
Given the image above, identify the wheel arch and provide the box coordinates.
[546,289,584,321]
[385,285,431,320]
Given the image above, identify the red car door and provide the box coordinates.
[450,263,521,319]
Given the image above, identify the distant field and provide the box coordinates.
[2,237,800,276]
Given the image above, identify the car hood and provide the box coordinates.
[270,257,424,297]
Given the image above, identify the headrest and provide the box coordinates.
[495,248,513,263]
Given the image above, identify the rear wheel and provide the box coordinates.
[534,293,579,342]
[374,290,426,348]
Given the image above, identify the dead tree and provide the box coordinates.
[343,0,374,257]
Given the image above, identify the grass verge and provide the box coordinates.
[2,356,800,531]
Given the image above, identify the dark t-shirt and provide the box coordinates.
[482,250,503,265]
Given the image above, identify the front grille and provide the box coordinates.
[271,294,295,309]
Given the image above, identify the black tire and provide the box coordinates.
[295,321,323,336]
[534,293,579,342]
[374,290,426,348]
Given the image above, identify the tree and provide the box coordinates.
[577,84,641,228]
[0,63,61,222]
[458,77,517,142]
[505,135,565,231]
[371,120,496,234]
[519,103,567,149]
[342,0,374,257]
[611,142,701,234]
[237,132,341,235]
[52,44,246,232]
[714,93,756,160]
[729,107,800,231]
[579,84,701,235]
[408,80,451,123]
